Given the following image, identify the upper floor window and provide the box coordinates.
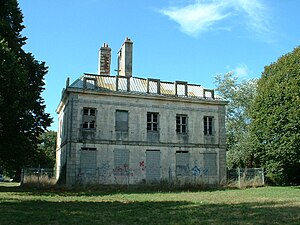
[176,114,187,133]
[82,108,96,129]
[204,116,214,135]
[147,112,159,131]
[116,110,128,132]
[84,108,95,116]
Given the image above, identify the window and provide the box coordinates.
[82,108,96,129]
[146,150,161,182]
[80,147,97,177]
[81,147,96,151]
[116,110,128,132]
[176,151,190,176]
[203,153,217,176]
[176,114,187,133]
[204,116,214,135]
[147,112,159,131]
[113,149,129,176]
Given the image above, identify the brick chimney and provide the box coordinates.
[117,37,133,77]
[98,43,111,75]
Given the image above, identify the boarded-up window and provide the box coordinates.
[146,150,161,182]
[80,147,97,176]
[115,110,128,132]
[204,153,217,176]
[113,149,129,176]
[176,151,190,176]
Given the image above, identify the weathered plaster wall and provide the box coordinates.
[56,91,226,186]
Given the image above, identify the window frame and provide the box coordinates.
[115,110,129,132]
[147,112,159,132]
[175,151,190,176]
[176,114,188,134]
[82,107,96,130]
[203,116,214,135]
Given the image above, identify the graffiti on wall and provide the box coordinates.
[78,159,211,184]
[89,161,146,184]
[139,160,145,171]
[113,164,134,176]
[98,161,110,177]
[191,166,208,176]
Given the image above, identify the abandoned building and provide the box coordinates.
[56,37,227,186]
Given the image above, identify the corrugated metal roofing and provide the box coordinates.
[69,73,220,100]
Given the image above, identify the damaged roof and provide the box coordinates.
[68,73,221,100]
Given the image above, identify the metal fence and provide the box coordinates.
[227,168,265,187]
[21,167,55,187]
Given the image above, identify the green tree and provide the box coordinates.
[0,0,52,179]
[36,131,57,168]
[215,72,257,168]
[250,46,300,185]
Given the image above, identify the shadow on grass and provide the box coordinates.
[0,182,235,197]
[0,199,299,225]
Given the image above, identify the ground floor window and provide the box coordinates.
[203,153,217,176]
[113,149,129,176]
[80,147,97,176]
[176,151,190,176]
[146,150,161,182]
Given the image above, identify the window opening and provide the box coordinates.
[176,151,190,176]
[82,108,96,129]
[147,112,159,131]
[204,116,214,135]
[116,110,128,132]
[176,114,187,133]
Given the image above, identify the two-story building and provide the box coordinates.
[56,38,227,186]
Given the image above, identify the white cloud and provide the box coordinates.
[160,1,231,36]
[234,0,270,36]
[231,64,250,78]
[160,0,271,39]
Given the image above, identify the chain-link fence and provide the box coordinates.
[227,168,265,188]
[21,167,55,187]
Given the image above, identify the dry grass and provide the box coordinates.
[22,175,56,188]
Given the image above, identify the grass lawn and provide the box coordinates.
[0,183,299,225]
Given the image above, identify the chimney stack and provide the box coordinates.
[117,37,133,77]
[98,43,111,75]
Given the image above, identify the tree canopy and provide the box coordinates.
[0,0,52,178]
[250,46,300,185]
[37,131,57,168]
[215,72,257,168]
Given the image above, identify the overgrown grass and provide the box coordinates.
[0,183,299,225]
[22,175,56,188]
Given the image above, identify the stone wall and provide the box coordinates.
[56,90,227,186]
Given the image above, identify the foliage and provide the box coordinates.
[250,46,300,185]
[0,0,52,177]
[214,72,257,168]
[37,131,57,168]
[0,185,299,225]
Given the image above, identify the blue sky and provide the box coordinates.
[18,0,300,131]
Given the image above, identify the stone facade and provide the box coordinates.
[56,38,227,186]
